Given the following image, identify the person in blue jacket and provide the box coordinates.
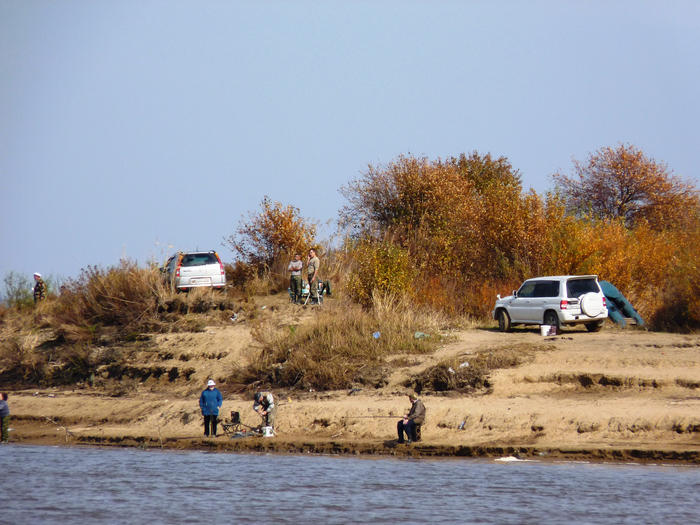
[199,380,223,437]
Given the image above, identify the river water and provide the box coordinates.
[1,445,699,524]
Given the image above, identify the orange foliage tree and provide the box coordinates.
[339,152,563,283]
[225,197,317,271]
[552,144,699,230]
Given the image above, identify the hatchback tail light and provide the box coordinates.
[216,253,225,276]
[560,299,569,310]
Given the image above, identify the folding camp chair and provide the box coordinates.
[221,411,244,437]
[302,280,325,306]
[221,411,262,438]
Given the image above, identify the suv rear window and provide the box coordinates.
[180,253,218,267]
[518,281,560,298]
[533,281,559,298]
[566,278,599,298]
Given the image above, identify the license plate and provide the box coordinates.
[191,278,211,285]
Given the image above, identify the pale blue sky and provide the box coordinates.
[2,1,699,283]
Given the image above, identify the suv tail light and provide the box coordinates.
[560,299,569,310]
[602,297,607,307]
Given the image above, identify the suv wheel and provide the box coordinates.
[497,310,511,332]
[543,311,561,332]
[585,320,605,332]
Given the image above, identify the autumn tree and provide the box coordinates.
[339,152,522,235]
[552,144,699,229]
[339,152,560,282]
[225,197,317,270]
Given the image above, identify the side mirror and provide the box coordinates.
[512,290,518,297]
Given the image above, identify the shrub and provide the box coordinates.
[345,239,416,308]
[229,299,447,391]
[2,271,35,308]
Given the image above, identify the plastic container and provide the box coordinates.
[540,325,556,336]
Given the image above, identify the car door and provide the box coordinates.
[507,281,536,322]
[530,281,560,323]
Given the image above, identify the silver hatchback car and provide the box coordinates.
[163,251,227,291]
[492,275,608,332]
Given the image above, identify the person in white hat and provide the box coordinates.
[199,379,223,437]
[33,273,46,305]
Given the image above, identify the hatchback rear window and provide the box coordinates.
[566,279,599,298]
[180,253,218,267]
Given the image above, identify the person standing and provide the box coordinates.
[288,254,304,303]
[253,391,276,430]
[0,393,10,443]
[33,273,46,305]
[397,393,426,444]
[199,380,223,437]
[306,249,320,305]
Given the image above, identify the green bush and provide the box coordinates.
[345,239,416,308]
[2,271,36,308]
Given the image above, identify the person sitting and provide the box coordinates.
[253,391,276,430]
[397,393,425,444]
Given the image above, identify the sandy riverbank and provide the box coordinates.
[6,324,700,463]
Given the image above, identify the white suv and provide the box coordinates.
[163,251,227,291]
[492,275,608,332]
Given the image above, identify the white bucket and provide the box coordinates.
[263,426,274,437]
[540,325,551,336]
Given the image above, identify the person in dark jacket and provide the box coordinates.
[0,392,10,443]
[397,393,425,444]
[33,273,47,305]
[199,380,223,437]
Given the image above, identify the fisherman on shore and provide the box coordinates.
[199,380,223,438]
[33,273,46,305]
[253,391,276,431]
[0,392,10,443]
[397,393,425,444]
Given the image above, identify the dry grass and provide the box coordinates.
[0,261,241,388]
[409,343,548,394]
[228,296,452,391]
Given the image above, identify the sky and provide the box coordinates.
[1,1,699,285]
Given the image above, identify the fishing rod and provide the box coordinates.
[343,415,399,419]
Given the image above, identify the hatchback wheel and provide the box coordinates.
[497,310,511,332]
